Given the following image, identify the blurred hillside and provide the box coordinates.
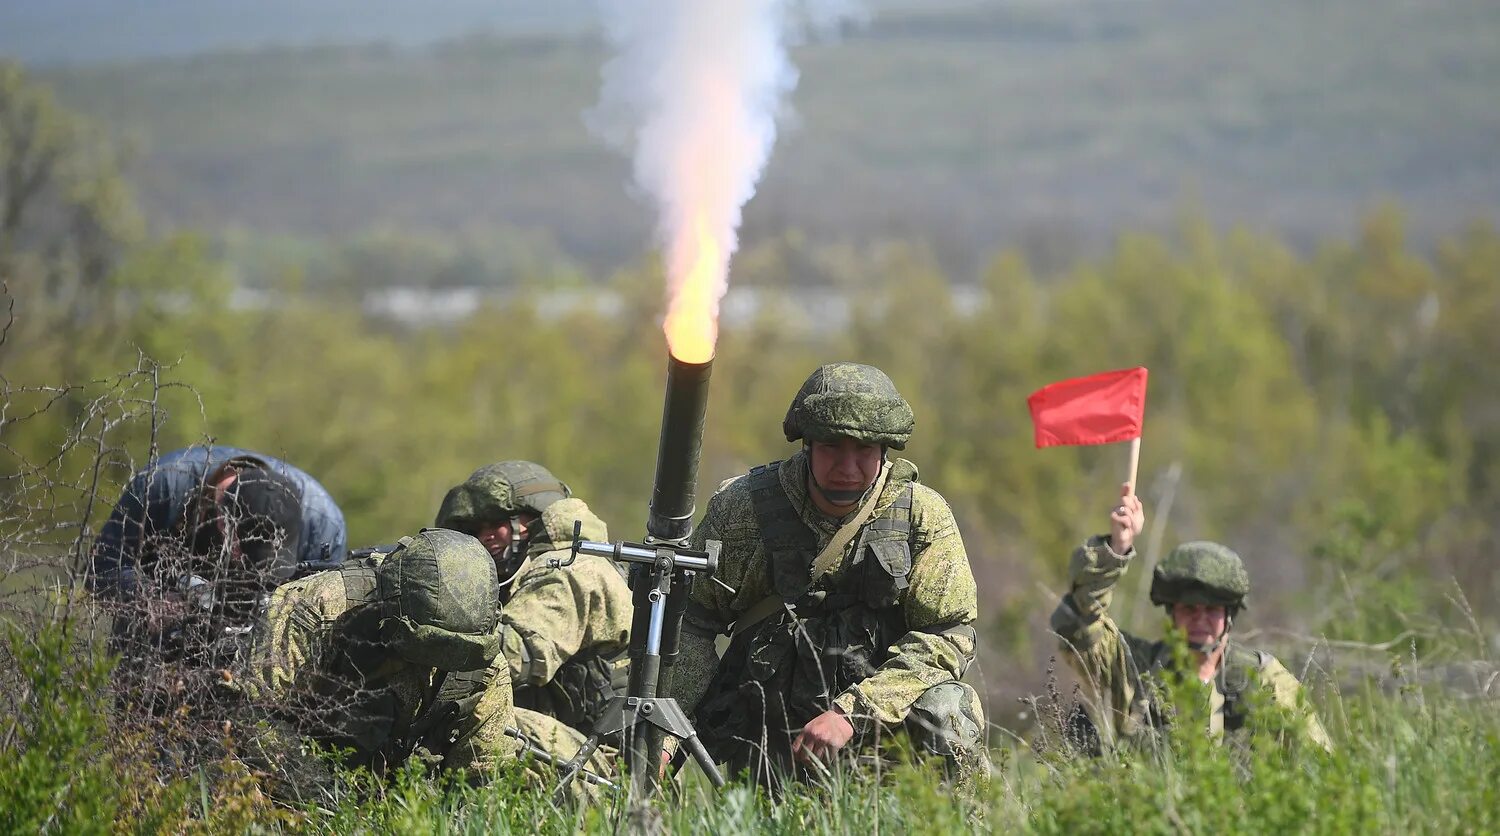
[0,0,950,64]
[24,0,1499,285]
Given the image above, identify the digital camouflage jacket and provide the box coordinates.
[1051,535,1333,752]
[499,498,632,732]
[674,450,980,759]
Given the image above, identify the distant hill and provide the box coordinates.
[0,0,596,65]
[30,0,1500,279]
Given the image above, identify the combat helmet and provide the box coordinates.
[435,460,571,531]
[782,362,915,450]
[1149,541,1250,613]
[376,528,501,672]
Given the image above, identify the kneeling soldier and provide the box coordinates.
[672,362,985,789]
[434,461,632,736]
[1051,486,1333,752]
[238,528,523,799]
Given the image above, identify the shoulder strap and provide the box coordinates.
[1221,646,1267,698]
[809,461,891,583]
[857,480,912,542]
[748,462,815,556]
[732,462,895,638]
[339,563,380,606]
[732,594,788,638]
[1219,646,1270,733]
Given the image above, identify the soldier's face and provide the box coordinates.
[190,471,245,562]
[1171,603,1228,648]
[808,437,884,508]
[471,512,539,559]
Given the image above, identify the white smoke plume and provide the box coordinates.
[589,0,865,359]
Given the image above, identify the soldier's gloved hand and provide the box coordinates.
[792,707,855,766]
[1109,483,1146,554]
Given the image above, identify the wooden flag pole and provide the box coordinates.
[1126,436,1141,496]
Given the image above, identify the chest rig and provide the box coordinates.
[1076,641,1270,753]
[696,459,916,768]
[513,650,624,733]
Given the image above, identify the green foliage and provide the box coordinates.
[1,611,1494,833]
[3,58,1499,832]
[0,621,189,834]
[6,211,1497,657]
[1018,679,1500,835]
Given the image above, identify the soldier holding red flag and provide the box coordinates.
[1030,369,1332,753]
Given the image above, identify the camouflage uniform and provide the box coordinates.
[672,363,984,787]
[436,462,633,734]
[1051,536,1333,752]
[238,529,521,798]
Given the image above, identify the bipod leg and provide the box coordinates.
[551,732,608,802]
[679,731,726,788]
[508,726,620,795]
[553,694,631,801]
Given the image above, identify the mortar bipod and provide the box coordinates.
[552,522,728,799]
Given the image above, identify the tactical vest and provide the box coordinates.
[695,459,916,767]
[513,650,625,732]
[1068,641,1270,753]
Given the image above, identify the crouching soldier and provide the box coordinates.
[1051,486,1333,753]
[90,445,347,670]
[236,527,608,801]
[434,461,632,736]
[671,363,986,790]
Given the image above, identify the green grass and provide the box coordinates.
[4,611,1495,834]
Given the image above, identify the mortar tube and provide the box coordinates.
[631,353,713,796]
[645,355,712,545]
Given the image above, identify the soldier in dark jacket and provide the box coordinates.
[89,445,347,663]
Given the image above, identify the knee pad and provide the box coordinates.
[906,680,984,756]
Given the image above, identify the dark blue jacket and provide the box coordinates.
[89,445,348,597]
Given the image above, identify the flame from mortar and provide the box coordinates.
[591,0,863,363]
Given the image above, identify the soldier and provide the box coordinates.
[239,526,613,802]
[434,461,632,736]
[89,445,347,678]
[1051,485,1333,752]
[671,362,985,788]
[91,446,348,598]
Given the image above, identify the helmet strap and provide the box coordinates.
[805,442,886,507]
[1166,606,1234,654]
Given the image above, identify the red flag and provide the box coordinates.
[1027,367,1148,448]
